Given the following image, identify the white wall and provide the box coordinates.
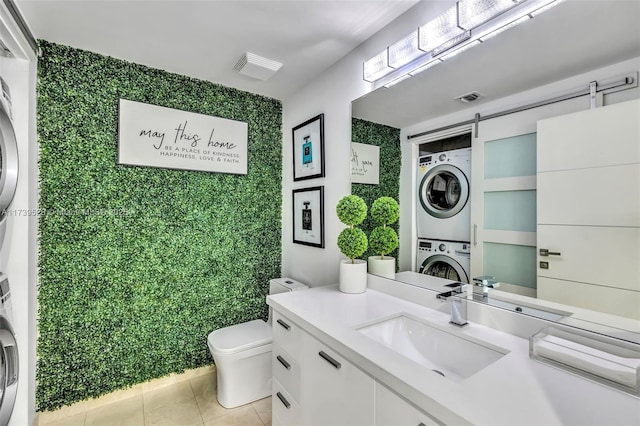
[280,1,449,286]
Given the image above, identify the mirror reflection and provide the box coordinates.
[351,1,640,341]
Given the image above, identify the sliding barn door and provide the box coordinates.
[536,99,640,319]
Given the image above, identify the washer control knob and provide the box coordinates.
[439,244,446,252]
[439,153,447,161]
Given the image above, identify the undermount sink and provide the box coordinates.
[357,314,507,382]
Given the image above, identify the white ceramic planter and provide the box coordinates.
[339,259,367,294]
[367,256,395,279]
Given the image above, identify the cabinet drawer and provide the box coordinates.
[375,382,441,426]
[272,310,302,359]
[272,342,300,402]
[272,378,300,426]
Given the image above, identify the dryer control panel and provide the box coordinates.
[418,240,470,254]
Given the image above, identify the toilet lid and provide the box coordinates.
[207,319,272,355]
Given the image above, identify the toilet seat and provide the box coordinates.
[207,319,271,355]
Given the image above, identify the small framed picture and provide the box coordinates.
[292,186,324,248]
[292,114,325,181]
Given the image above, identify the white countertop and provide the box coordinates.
[267,284,640,426]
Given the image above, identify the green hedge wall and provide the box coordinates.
[351,118,401,263]
[36,41,282,410]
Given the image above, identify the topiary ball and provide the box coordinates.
[370,196,399,226]
[369,226,399,257]
[336,195,368,226]
[337,227,368,261]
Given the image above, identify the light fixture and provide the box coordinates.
[384,74,412,88]
[409,59,443,76]
[363,0,567,86]
[363,49,393,82]
[430,31,471,57]
[479,15,531,42]
[439,40,482,61]
[418,6,465,53]
[530,0,566,16]
[388,31,422,69]
[458,0,519,30]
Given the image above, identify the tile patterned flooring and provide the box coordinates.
[38,368,272,426]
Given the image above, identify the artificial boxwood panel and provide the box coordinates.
[36,41,282,411]
[351,118,401,262]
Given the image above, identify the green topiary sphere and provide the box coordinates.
[337,227,368,262]
[336,195,367,226]
[370,196,399,226]
[369,226,398,258]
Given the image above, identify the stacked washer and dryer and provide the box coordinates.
[416,148,472,283]
[0,72,19,425]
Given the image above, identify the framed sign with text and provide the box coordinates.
[118,99,248,174]
[351,142,379,185]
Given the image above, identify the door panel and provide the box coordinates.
[536,99,640,318]
[470,96,586,288]
[537,164,640,227]
[537,99,640,172]
[538,277,640,321]
[538,225,640,291]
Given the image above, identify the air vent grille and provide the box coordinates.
[454,91,483,103]
[233,52,283,81]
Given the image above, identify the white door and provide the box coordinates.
[536,99,640,319]
[470,96,587,297]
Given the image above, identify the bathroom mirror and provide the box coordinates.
[351,1,640,342]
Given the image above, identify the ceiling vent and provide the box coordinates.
[233,52,283,81]
[454,91,483,103]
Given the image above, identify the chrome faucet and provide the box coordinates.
[436,282,468,327]
[472,276,500,302]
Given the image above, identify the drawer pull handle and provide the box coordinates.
[276,355,291,370]
[319,350,341,369]
[277,319,291,331]
[276,391,291,409]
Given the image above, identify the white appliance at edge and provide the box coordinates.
[0,273,18,426]
[416,147,471,242]
[0,73,18,271]
[416,238,471,284]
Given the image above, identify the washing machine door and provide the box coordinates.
[0,105,18,219]
[0,320,17,426]
[418,164,469,219]
[419,254,469,283]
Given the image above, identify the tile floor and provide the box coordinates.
[38,369,272,426]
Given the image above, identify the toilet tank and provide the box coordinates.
[267,277,308,325]
[269,277,308,295]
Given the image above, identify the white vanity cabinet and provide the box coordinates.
[299,331,375,426]
[271,310,304,426]
[271,309,375,426]
[271,308,443,426]
[375,382,440,426]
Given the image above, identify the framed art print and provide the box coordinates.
[292,114,325,181]
[292,186,324,248]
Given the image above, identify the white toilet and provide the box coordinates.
[207,277,308,408]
